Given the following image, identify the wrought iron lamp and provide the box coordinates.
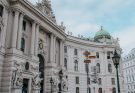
[50,77,54,93]
[58,70,63,93]
[112,49,121,93]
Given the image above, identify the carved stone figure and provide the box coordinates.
[62,77,68,91]
[32,73,43,89]
[12,62,23,88]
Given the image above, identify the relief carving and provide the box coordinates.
[12,62,23,88]
[32,73,43,89]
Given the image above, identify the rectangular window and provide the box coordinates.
[23,20,26,31]
[0,5,3,17]
[64,46,67,53]
[111,78,115,85]
[74,60,78,71]
[96,52,99,58]
[74,48,78,55]
[88,77,90,84]
[76,76,79,84]
[88,87,91,93]
[107,52,111,59]
[76,87,79,93]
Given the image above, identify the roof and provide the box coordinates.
[94,26,111,40]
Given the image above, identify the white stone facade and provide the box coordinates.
[0,0,124,93]
[122,48,135,93]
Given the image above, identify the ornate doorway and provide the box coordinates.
[38,54,44,93]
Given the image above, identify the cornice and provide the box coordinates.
[66,36,117,49]
[19,0,67,37]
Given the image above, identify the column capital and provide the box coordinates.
[60,39,65,43]
[35,21,40,26]
[20,12,25,17]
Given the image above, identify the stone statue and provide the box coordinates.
[32,73,43,88]
[12,62,23,88]
[60,22,66,31]
[62,77,68,91]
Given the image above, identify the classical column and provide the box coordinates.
[1,7,8,48]
[53,36,56,63]
[17,13,24,50]
[35,24,39,56]
[11,10,20,48]
[60,40,64,66]
[30,22,36,55]
[50,34,54,63]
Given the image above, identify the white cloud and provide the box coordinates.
[28,0,135,55]
[69,23,99,36]
[112,26,135,55]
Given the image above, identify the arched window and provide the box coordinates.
[96,63,100,73]
[99,88,102,93]
[64,58,67,70]
[112,87,116,93]
[74,60,78,71]
[108,63,112,73]
[38,54,44,93]
[21,38,25,52]
[0,5,3,17]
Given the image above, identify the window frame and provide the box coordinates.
[64,58,67,70]
[74,60,78,71]
[76,87,79,93]
[76,76,79,84]
[74,48,78,55]
[0,5,3,17]
[21,37,25,52]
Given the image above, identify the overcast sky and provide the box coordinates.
[29,0,135,56]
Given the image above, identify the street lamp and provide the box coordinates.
[50,77,54,93]
[112,49,121,93]
[58,69,63,93]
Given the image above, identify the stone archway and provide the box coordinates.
[38,54,45,93]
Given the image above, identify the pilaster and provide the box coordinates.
[30,21,36,56]
[53,36,56,63]
[35,24,39,56]
[11,10,20,48]
[1,6,8,50]
[50,33,54,63]
[60,40,64,67]
[17,13,24,50]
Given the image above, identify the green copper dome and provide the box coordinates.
[94,26,111,40]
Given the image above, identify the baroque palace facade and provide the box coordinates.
[122,48,135,93]
[0,0,124,93]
